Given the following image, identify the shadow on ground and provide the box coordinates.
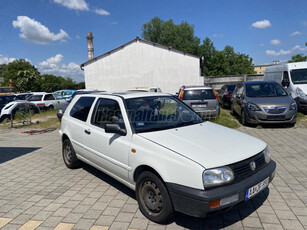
[81,162,270,229]
[0,147,41,164]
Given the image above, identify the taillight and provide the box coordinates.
[212,89,218,100]
[179,90,184,100]
[37,103,45,106]
[226,93,232,97]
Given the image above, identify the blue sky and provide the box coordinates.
[1,0,306,82]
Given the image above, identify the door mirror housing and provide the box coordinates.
[282,79,290,88]
[105,123,127,136]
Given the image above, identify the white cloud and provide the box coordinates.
[0,55,16,64]
[12,16,69,44]
[53,0,89,11]
[252,20,271,29]
[93,8,110,16]
[266,45,307,56]
[289,31,302,36]
[38,54,84,82]
[271,39,281,46]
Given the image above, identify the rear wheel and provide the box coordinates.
[62,139,81,169]
[230,103,235,115]
[241,110,248,126]
[136,171,174,223]
[49,105,54,110]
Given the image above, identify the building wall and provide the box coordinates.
[83,39,203,94]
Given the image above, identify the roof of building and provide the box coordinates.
[81,37,200,68]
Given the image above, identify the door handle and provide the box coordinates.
[84,129,91,135]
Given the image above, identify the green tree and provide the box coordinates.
[15,69,42,92]
[288,54,307,63]
[2,59,39,88]
[199,37,216,75]
[142,17,200,55]
[0,64,7,86]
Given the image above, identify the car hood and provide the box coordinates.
[248,96,293,107]
[138,122,266,169]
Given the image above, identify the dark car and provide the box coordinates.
[0,95,15,111]
[57,90,103,120]
[231,81,297,126]
[218,83,236,108]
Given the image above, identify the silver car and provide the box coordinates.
[178,85,220,118]
[231,81,297,126]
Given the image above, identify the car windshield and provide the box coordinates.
[126,96,203,133]
[227,85,236,93]
[27,95,43,101]
[183,89,216,100]
[290,68,307,84]
[246,83,287,97]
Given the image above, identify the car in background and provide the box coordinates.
[57,90,102,120]
[231,81,297,126]
[0,86,18,95]
[126,87,162,93]
[54,90,76,101]
[27,92,67,110]
[0,95,15,111]
[218,83,236,108]
[14,93,33,101]
[178,85,220,118]
[0,101,40,122]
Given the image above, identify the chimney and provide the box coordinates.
[86,32,94,61]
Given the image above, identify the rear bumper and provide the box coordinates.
[166,160,276,218]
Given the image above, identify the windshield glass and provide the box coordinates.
[227,85,236,93]
[27,95,43,101]
[290,68,307,84]
[246,82,287,97]
[126,96,203,133]
[183,89,216,100]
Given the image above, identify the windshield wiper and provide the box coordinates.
[175,120,201,128]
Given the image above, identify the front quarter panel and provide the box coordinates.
[129,134,205,190]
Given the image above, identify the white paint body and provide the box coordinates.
[60,93,267,191]
[83,39,203,94]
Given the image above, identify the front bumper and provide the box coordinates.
[295,97,307,112]
[166,160,276,218]
[245,109,297,124]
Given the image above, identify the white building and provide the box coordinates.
[81,37,203,94]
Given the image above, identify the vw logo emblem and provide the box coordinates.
[250,161,256,171]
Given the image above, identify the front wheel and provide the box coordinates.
[136,171,174,223]
[241,110,248,126]
[62,139,81,169]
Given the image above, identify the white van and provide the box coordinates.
[264,62,307,112]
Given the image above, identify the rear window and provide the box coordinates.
[27,95,43,101]
[70,97,95,122]
[182,89,216,100]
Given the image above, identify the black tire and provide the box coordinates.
[62,139,81,169]
[136,171,174,223]
[230,103,235,115]
[241,110,248,126]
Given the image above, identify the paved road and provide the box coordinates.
[0,126,306,230]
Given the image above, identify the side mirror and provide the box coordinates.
[282,79,290,88]
[105,123,127,136]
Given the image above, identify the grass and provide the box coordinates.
[0,109,61,130]
[212,108,241,129]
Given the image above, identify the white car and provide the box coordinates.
[0,101,40,122]
[27,92,67,110]
[60,92,276,223]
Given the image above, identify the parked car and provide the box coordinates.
[0,86,18,95]
[57,90,103,120]
[14,93,33,101]
[60,92,276,223]
[0,101,40,122]
[0,95,15,111]
[27,92,67,110]
[178,85,220,118]
[54,90,76,101]
[126,87,162,93]
[231,81,297,126]
[218,83,236,108]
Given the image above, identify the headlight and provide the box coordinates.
[263,146,271,163]
[296,87,307,100]
[203,167,234,188]
[290,101,297,111]
[248,102,261,111]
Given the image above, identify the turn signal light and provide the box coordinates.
[209,199,220,208]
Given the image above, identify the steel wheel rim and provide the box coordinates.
[140,180,163,215]
[64,144,73,164]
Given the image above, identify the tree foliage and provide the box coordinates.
[0,59,85,92]
[288,54,307,63]
[142,17,255,76]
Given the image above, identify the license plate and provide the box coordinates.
[192,104,207,108]
[245,177,269,200]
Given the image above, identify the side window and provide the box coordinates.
[91,98,125,129]
[44,94,55,101]
[236,84,244,95]
[70,97,95,122]
[283,71,289,81]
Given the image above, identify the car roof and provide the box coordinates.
[183,85,213,90]
[75,92,171,99]
[243,81,277,85]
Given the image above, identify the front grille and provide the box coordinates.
[263,106,286,114]
[228,151,267,184]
